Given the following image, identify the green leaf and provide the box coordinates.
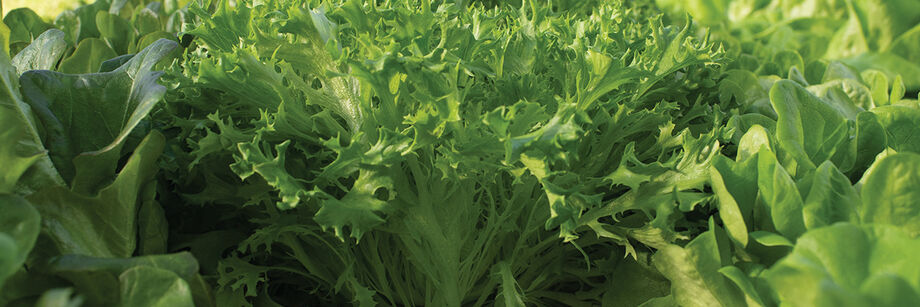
[493,262,526,307]
[806,78,869,119]
[719,70,768,112]
[871,105,920,153]
[859,152,920,237]
[797,161,859,229]
[600,257,671,307]
[27,132,164,258]
[44,252,203,306]
[119,266,195,307]
[851,112,888,175]
[653,222,746,307]
[0,32,62,194]
[756,147,806,239]
[736,124,773,162]
[748,231,793,247]
[313,170,392,242]
[862,70,890,107]
[0,195,40,290]
[841,53,920,91]
[3,8,54,53]
[133,6,163,37]
[11,29,68,74]
[136,31,177,53]
[216,257,267,298]
[763,223,920,307]
[710,155,757,246]
[719,265,767,307]
[96,11,136,54]
[231,139,308,210]
[58,38,117,74]
[20,39,178,191]
[137,192,169,255]
[770,79,849,171]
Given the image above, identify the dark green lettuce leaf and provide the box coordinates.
[19,38,177,192]
[11,29,68,75]
[43,252,208,306]
[0,195,41,290]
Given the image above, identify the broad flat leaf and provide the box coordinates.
[12,29,68,75]
[806,79,869,119]
[58,38,117,74]
[0,195,40,290]
[601,257,670,307]
[851,112,888,175]
[27,132,164,258]
[719,265,767,307]
[841,53,920,91]
[136,31,178,53]
[20,39,178,192]
[3,8,54,52]
[798,161,859,230]
[859,152,920,237]
[748,231,793,247]
[710,155,758,246]
[119,266,194,307]
[770,80,849,171]
[862,70,890,107]
[0,31,63,194]
[96,11,136,54]
[653,221,746,307]
[45,252,201,306]
[719,70,769,115]
[871,105,920,153]
[756,147,806,239]
[763,223,920,307]
[137,192,169,255]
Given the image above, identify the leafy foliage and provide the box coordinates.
[2,0,920,306]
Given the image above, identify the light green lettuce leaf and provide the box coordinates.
[763,223,920,307]
[119,266,194,307]
[653,220,746,307]
[27,132,163,258]
[859,152,920,237]
[770,79,849,172]
[871,105,920,153]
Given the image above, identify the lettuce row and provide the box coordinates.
[2,0,920,306]
[1,0,213,305]
[151,0,729,305]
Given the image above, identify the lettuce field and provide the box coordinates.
[2,0,920,306]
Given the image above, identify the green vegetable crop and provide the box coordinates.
[2,0,919,306]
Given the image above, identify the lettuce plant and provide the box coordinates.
[1,0,919,306]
